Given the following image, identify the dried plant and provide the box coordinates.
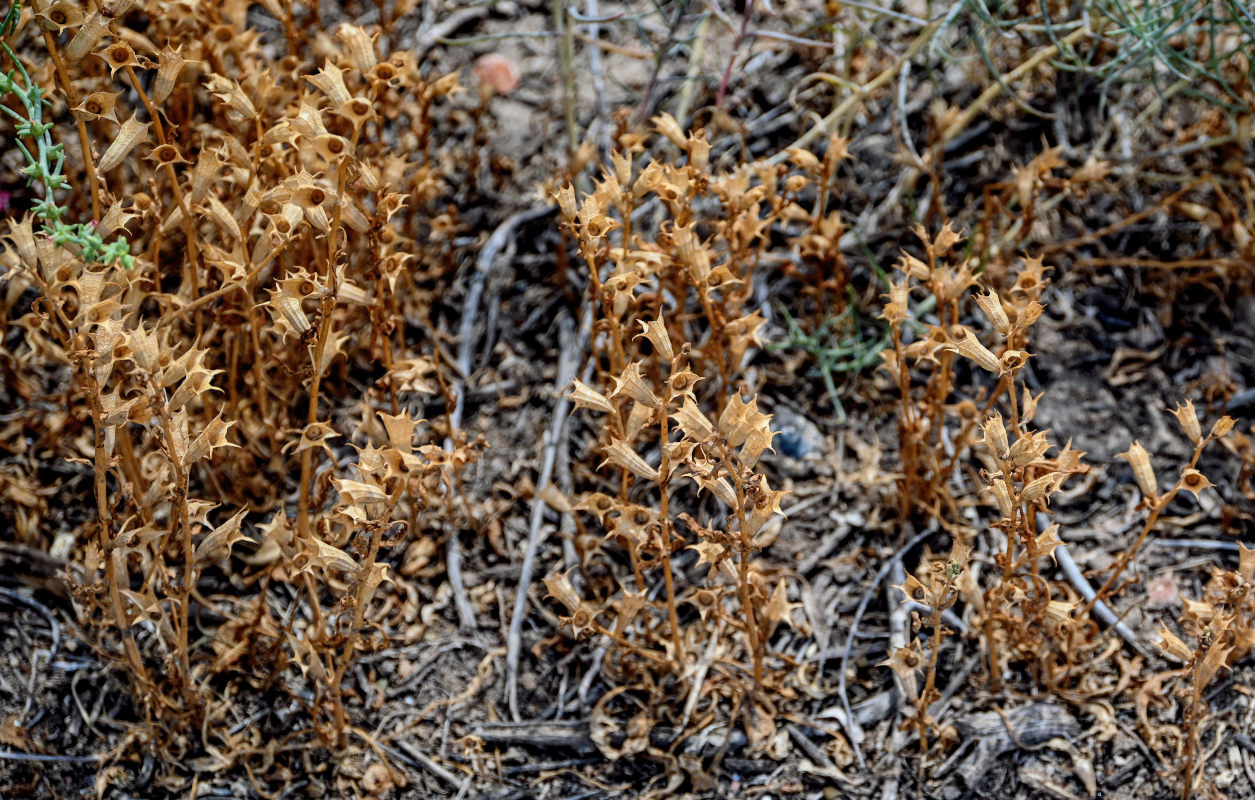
[548,118,859,763]
[0,0,481,785]
[0,0,1251,795]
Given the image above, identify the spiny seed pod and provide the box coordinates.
[74,91,119,123]
[652,112,687,149]
[152,45,188,105]
[306,60,351,105]
[568,380,613,414]
[946,325,1000,373]
[1119,441,1158,500]
[146,143,189,167]
[1000,349,1032,375]
[600,440,659,483]
[975,288,1011,335]
[100,41,140,76]
[97,117,149,172]
[635,318,674,362]
[1179,469,1212,499]
[982,413,1010,460]
[36,2,83,33]
[1170,400,1202,444]
[1020,472,1064,505]
[206,73,257,118]
[66,10,110,60]
[335,24,378,75]
[1008,430,1051,468]
[989,477,1014,517]
[608,362,661,409]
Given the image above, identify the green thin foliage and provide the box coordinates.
[0,0,132,267]
[964,0,1255,115]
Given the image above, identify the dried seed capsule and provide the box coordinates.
[289,103,327,138]
[369,61,402,88]
[201,195,241,242]
[946,325,1000,373]
[1020,472,1064,505]
[152,45,188,105]
[1119,441,1158,500]
[555,184,577,220]
[74,91,119,123]
[338,200,370,234]
[1169,400,1202,444]
[975,288,1011,335]
[8,215,40,266]
[97,117,149,172]
[272,293,311,335]
[1000,349,1032,374]
[635,318,674,362]
[206,73,257,118]
[608,362,661,409]
[688,133,710,173]
[989,477,1014,517]
[36,2,83,33]
[1178,469,1212,499]
[314,134,351,162]
[1044,600,1077,627]
[652,112,687,149]
[982,413,1010,461]
[568,380,613,414]
[337,97,376,133]
[599,440,660,483]
[306,60,351,106]
[335,24,377,75]
[146,143,188,167]
[66,11,110,60]
[1008,430,1051,468]
[97,202,134,238]
[101,41,139,76]
[189,151,222,204]
[1209,416,1235,439]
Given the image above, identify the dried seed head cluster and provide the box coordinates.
[0,0,485,780]
[549,121,844,759]
[877,220,1243,777]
